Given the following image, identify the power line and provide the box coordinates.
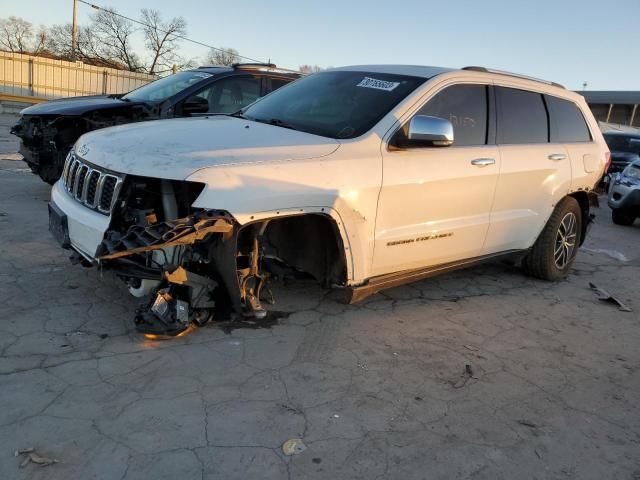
[76,0,266,64]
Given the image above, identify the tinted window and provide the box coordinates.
[546,96,591,142]
[269,78,290,92]
[603,134,640,154]
[123,71,213,102]
[496,87,548,144]
[195,77,261,113]
[242,71,425,139]
[417,84,488,146]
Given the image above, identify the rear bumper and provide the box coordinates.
[50,179,111,260]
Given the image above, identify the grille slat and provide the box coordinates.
[62,153,122,216]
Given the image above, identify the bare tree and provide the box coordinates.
[140,9,189,75]
[299,64,323,74]
[90,7,141,71]
[46,22,122,68]
[31,25,48,56]
[206,47,240,66]
[0,16,34,53]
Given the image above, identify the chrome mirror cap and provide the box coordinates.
[407,115,454,146]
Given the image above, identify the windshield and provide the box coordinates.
[604,134,640,154]
[242,71,425,139]
[123,71,214,102]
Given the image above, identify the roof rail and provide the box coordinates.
[462,66,565,89]
[232,62,277,69]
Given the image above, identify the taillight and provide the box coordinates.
[604,152,612,172]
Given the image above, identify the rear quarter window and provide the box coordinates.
[545,95,592,143]
[496,87,548,145]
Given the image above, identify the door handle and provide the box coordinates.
[470,158,496,167]
[548,153,567,161]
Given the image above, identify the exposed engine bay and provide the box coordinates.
[93,175,347,336]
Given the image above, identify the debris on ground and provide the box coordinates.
[451,364,475,389]
[15,448,59,468]
[589,283,633,312]
[517,419,539,428]
[282,438,307,456]
[463,344,479,351]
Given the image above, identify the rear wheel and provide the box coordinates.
[522,197,581,281]
[611,209,635,226]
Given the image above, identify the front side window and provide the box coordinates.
[194,76,261,113]
[496,87,548,144]
[546,95,591,143]
[242,71,425,139]
[123,71,214,102]
[416,84,488,147]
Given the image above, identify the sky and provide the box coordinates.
[4,0,640,90]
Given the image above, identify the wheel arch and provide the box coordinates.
[567,190,593,246]
[236,209,353,286]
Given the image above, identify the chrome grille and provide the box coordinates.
[61,152,123,215]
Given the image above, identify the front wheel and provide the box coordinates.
[611,209,635,226]
[522,197,582,281]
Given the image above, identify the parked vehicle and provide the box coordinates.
[48,65,608,335]
[603,132,640,173]
[608,159,640,225]
[11,64,300,184]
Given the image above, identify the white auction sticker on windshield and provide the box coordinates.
[193,72,213,79]
[356,77,400,91]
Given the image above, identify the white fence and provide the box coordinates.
[0,51,156,100]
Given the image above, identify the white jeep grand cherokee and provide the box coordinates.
[49,65,609,335]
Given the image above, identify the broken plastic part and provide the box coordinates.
[97,210,233,260]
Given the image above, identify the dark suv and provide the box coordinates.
[603,131,640,174]
[11,64,301,184]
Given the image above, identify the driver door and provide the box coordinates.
[372,83,500,276]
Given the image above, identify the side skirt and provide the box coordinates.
[345,249,528,304]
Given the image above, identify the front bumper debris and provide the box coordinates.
[97,210,234,260]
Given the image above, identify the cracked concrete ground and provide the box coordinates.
[1,114,639,479]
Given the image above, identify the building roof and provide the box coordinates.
[577,91,640,105]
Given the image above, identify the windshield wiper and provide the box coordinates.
[259,117,299,131]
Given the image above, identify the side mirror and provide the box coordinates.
[407,115,454,146]
[182,96,209,115]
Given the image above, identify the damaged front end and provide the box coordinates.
[92,173,348,337]
[12,105,152,184]
[95,178,275,337]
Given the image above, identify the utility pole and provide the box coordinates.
[72,0,78,60]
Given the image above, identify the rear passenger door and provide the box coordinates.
[482,86,571,254]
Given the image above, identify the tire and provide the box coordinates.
[522,197,582,281]
[611,209,635,226]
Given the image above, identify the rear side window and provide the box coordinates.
[496,87,548,144]
[269,78,291,92]
[417,84,488,146]
[545,95,591,142]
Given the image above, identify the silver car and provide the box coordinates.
[608,159,640,226]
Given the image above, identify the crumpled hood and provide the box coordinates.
[20,95,145,116]
[76,116,341,180]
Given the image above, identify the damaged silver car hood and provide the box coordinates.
[75,116,341,180]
